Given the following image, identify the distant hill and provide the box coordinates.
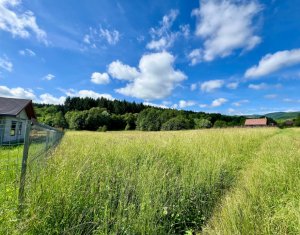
[245,111,300,121]
[265,112,300,120]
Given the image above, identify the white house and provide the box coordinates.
[0,97,36,145]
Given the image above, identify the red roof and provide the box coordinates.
[245,118,267,126]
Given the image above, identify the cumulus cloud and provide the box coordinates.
[178,100,196,108]
[200,79,224,92]
[19,48,36,56]
[83,26,120,47]
[0,85,36,99]
[211,98,228,107]
[108,60,139,81]
[0,56,13,72]
[43,74,55,81]
[39,93,65,105]
[245,49,300,78]
[114,51,187,100]
[91,72,110,84]
[143,102,168,109]
[0,0,47,44]
[190,0,262,64]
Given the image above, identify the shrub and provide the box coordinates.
[194,118,212,129]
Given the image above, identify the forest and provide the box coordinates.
[34,97,269,131]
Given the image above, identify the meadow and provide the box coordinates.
[1,128,300,234]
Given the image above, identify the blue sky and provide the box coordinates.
[0,0,300,114]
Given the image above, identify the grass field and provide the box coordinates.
[0,145,23,234]
[1,128,300,234]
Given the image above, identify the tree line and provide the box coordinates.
[34,96,266,131]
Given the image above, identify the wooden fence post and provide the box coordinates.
[18,120,31,211]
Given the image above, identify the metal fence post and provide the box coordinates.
[18,120,31,211]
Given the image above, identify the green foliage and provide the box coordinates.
[294,115,300,127]
[213,120,228,128]
[97,125,108,132]
[35,106,67,128]
[194,118,212,129]
[136,108,163,131]
[161,116,192,131]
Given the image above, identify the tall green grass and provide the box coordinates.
[20,128,280,234]
[0,145,23,234]
[202,129,300,234]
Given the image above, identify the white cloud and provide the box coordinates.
[99,27,120,45]
[283,98,300,103]
[150,9,179,37]
[147,9,183,51]
[64,89,114,100]
[143,102,168,109]
[188,49,202,66]
[114,51,187,100]
[108,60,139,81]
[83,26,120,47]
[211,98,228,107]
[190,83,197,91]
[0,56,13,72]
[248,83,268,90]
[83,34,90,44]
[232,99,249,107]
[19,48,36,56]
[200,79,224,92]
[227,108,236,114]
[178,100,196,108]
[0,0,47,44]
[43,74,55,81]
[0,85,36,99]
[91,72,110,84]
[180,24,190,38]
[226,82,239,89]
[264,94,277,99]
[245,49,300,78]
[199,104,208,108]
[191,0,262,63]
[147,38,170,51]
[39,93,65,105]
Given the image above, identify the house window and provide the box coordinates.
[10,121,17,136]
[18,122,22,135]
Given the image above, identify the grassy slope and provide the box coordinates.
[1,128,299,234]
[265,112,300,120]
[202,128,300,234]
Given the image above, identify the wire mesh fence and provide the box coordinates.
[0,117,63,225]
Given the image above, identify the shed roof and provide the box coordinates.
[245,118,267,126]
[0,97,36,119]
